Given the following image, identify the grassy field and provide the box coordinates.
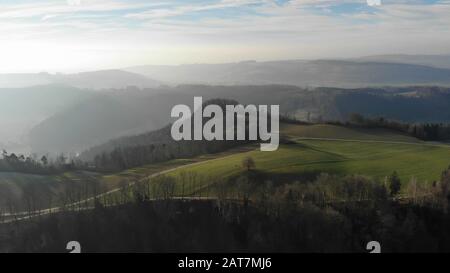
[158,124,450,195]
[166,140,449,189]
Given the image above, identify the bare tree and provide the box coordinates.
[180,170,188,199]
[119,179,129,204]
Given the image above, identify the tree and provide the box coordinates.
[41,155,48,166]
[8,153,18,163]
[388,171,401,196]
[242,156,256,172]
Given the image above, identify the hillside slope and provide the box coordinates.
[0,85,93,152]
[159,124,450,191]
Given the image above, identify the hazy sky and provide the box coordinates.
[1,0,450,73]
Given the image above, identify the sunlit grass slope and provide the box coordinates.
[160,124,450,193]
[281,123,421,142]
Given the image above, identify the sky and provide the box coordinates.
[0,0,450,73]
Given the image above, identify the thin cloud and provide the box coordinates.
[0,0,450,73]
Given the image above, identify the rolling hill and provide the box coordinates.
[29,85,450,155]
[354,54,450,70]
[28,92,173,154]
[0,85,94,153]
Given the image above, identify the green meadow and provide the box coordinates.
[162,124,450,194]
[167,140,449,187]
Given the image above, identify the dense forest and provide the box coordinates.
[2,165,449,253]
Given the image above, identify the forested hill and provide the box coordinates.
[29,85,450,154]
[79,98,254,171]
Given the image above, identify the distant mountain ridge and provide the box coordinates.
[3,55,450,89]
[353,54,450,69]
[0,70,160,89]
[125,58,450,88]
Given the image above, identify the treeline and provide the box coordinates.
[92,137,245,172]
[334,113,450,141]
[0,150,83,175]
